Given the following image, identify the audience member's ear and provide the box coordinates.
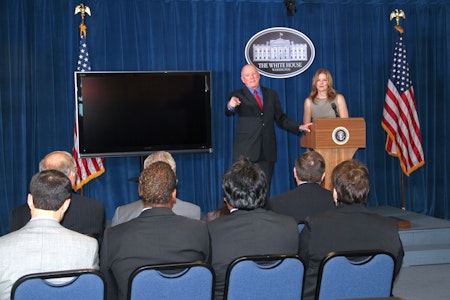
[224,198,233,211]
[54,199,71,222]
[68,170,77,187]
[332,188,339,206]
[61,198,71,214]
[27,194,35,210]
[166,191,177,208]
[137,184,142,197]
[293,167,300,183]
[320,172,326,183]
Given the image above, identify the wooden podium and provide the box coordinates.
[300,118,366,190]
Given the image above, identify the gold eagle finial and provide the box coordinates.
[390,9,406,34]
[74,4,91,37]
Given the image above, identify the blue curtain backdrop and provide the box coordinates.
[1,0,449,235]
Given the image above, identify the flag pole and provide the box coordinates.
[392,9,406,211]
[383,9,425,210]
[401,171,405,210]
[74,4,90,197]
[74,4,91,38]
[73,4,105,194]
[74,3,91,197]
[389,9,405,34]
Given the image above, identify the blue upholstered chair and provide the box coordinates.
[224,254,305,300]
[11,269,106,300]
[315,250,396,300]
[297,221,305,233]
[128,262,214,300]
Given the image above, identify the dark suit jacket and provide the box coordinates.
[9,193,105,244]
[207,208,299,300]
[100,207,210,300]
[268,182,336,223]
[226,86,300,162]
[298,203,405,300]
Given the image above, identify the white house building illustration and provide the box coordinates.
[252,33,308,62]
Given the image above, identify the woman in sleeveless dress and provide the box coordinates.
[303,68,349,123]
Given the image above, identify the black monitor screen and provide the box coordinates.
[75,71,213,157]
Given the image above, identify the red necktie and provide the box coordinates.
[254,89,263,111]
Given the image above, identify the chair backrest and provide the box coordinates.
[315,250,395,300]
[224,254,305,300]
[128,262,214,300]
[11,269,106,300]
[297,222,305,233]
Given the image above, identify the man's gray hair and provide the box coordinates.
[143,151,176,174]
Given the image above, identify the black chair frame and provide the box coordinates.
[223,254,305,300]
[127,261,215,300]
[11,268,106,300]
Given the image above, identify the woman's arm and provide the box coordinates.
[303,98,312,123]
[336,94,349,118]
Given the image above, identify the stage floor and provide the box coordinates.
[368,206,450,266]
[368,205,450,230]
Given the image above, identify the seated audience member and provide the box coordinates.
[208,158,299,300]
[101,161,209,300]
[206,200,230,222]
[111,151,201,226]
[9,151,105,244]
[298,160,404,300]
[267,151,335,223]
[0,170,99,300]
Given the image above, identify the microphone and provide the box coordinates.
[331,103,340,118]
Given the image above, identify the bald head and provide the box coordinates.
[39,151,77,187]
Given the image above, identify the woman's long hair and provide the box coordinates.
[308,68,338,104]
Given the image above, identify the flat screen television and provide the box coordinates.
[74,71,213,157]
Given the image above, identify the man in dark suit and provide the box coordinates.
[9,151,105,245]
[267,151,335,223]
[208,158,299,300]
[100,161,209,300]
[298,160,404,300]
[226,64,312,197]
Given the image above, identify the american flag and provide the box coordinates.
[382,31,424,176]
[73,33,105,191]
